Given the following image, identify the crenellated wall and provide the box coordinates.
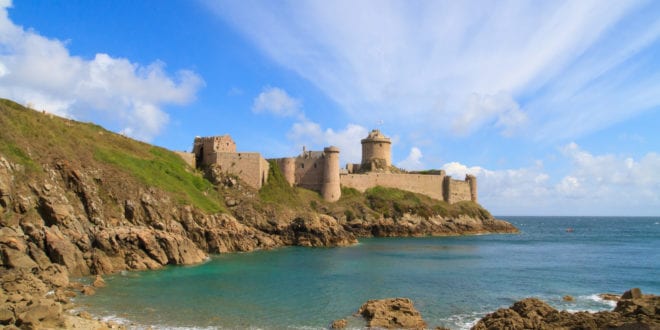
[340,172,446,201]
[190,131,478,204]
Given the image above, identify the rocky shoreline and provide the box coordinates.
[330,289,659,330]
[0,141,520,330]
[0,102,520,329]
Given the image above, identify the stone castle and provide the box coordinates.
[183,129,477,204]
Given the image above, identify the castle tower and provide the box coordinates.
[321,146,341,202]
[466,174,478,203]
[192,135,236,167]
[361,129,392,171]
[279,157,296,186]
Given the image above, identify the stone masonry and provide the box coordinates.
[186,129,477,203]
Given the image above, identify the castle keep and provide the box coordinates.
[188,129,477,204]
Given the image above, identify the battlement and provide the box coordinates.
[188,129,477,204]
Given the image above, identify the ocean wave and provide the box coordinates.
[437,311,483,330]
[582,294,617,308]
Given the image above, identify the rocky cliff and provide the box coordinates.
[0,99,517,328]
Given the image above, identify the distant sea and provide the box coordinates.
[75,216,660,329]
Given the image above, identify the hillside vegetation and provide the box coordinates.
[0,99,223,212]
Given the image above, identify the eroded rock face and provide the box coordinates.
[284,214,357,247]
[472,289,660,330]
[357,298,427,329]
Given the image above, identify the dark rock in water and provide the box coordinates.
[472,289,660,330]
[357,297,427,329]
[92,274,106,288]
[599,293,620,302]
[622,287,643,300]
[563,295,574,302]
[330,318,347,329]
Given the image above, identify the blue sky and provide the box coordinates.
[1,0,659,216]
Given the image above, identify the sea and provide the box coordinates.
[74,216,660,329]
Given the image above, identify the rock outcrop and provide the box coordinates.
[472,288,659,330]
[357,298,427,329]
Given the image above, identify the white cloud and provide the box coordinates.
[397,147,424,171]
[287,121,367,164]
[205,0,660,141]
[441,144,660,215]
[252,86,302,118]
[0,2,203,141]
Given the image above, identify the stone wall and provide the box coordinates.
[443,177,472,204]
[340,173,446,201]
[174,151,196,168]
[294,156,325,192]
[213,152,269,189]
[193,135,236,166]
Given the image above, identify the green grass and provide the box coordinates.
[0,98,224,214]
[363,186,490,220]
[94,146,223,213]
[259,160,324,210]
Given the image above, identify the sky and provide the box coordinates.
[1,0,659,216]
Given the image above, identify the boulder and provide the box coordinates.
[357,298,427,329]
[81,286,96,296]
[473,289,659,330]
[621,287,643,300]
[0,307,15,325]
[44,226,90,276]
[16,298,63,328]
[1,246,38,270]
[330,318,347,329]
[92,275,106,288]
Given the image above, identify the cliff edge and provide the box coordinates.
[0,99,516,328]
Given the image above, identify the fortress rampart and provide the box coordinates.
[341,172,446,201]
[187,129,477,204]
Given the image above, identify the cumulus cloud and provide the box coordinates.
[0,1,203,141]
[442,144,660,215]
[397,147,424,171]
[287,121,367,164]
[252,86,302,118]
[205,0,660,141]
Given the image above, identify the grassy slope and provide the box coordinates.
[0,99,223,213]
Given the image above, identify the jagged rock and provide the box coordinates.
[562,295,574,301]
[0,307,15,325]
[93,226,207,271]
[472,289,660,330]
[16,297,63,328]
[44,225,90,276]
[599,293,620,302]
[330,318,347,329]
[38,264,69,288]
[357,298,427,329]
[92,275,106,288]
[621,287,643,300]
[286,214,357,247]
[1,246,38,270]
[81,286,96,296]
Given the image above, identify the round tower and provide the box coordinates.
[280,158,296,186]
[361,129,392,171]
[321,146,341,202]
[466,174,478,203]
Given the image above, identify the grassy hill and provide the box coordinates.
[0,99,223,213]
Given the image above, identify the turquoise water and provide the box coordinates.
[76,217,660,329]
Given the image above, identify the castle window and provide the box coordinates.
[301,164,304,169]
[314,163,317,169]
